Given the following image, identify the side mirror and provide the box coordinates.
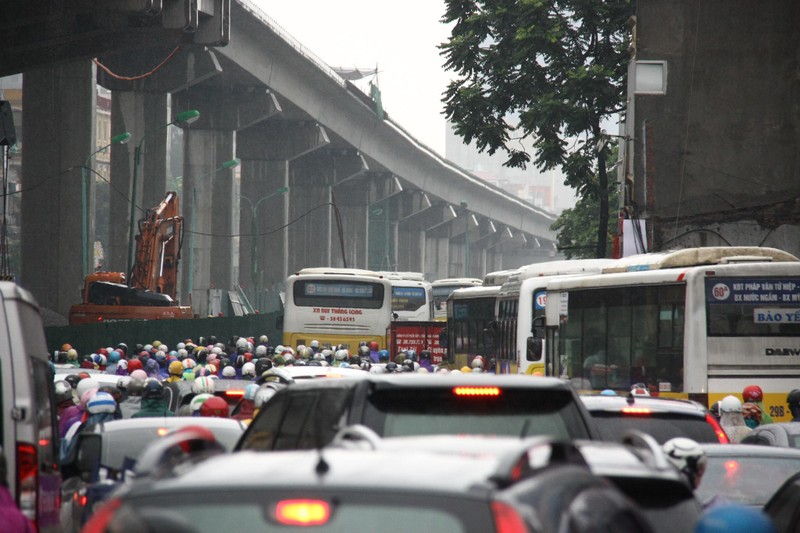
[392,312,399,321]
[527,336,543,359]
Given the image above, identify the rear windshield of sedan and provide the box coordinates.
[697,455,800,507]
[115,491,494,533]
[588,412,719,443]
[363,387,592,440]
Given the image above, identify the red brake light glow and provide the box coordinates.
[491,501,528,533]
[225,390,245,397]
[453,386,501,397]
[82,498,122,533]
[274,499,331,526]
[621,407,652,415]
[706,413,730,444]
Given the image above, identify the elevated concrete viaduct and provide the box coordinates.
[6,1,557,318]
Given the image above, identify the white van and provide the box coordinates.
[0,283,61,530]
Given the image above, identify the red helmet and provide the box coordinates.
[369,341,380,351]
[200,396,229,418]
[742,385,763,403]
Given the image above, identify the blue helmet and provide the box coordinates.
[694,504,776,533]
[244,383,260,401]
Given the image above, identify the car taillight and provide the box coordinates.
[274,499,331,526]
[491,501,528,533]
[621,407,652,415]
[225,389,245,397]
[82,498,122,533]
[453,386,501,397]
[16,442,37,523]
[705,413,730,444]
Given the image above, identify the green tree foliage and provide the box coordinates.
[440,0,630,257]
[552,178,620,259]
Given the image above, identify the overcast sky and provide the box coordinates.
[250,0,453,155]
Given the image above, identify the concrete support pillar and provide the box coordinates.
[237,119,329,290]
[108,92,170,273]
[21,60,96,317]
[183,128,236,315]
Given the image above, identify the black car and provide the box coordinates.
[580,393,728,444]
[237,374,600,451]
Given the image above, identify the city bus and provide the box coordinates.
[431,277,483,321]
[282,268,393,351]
[378,272,434,322]
[494,259,616,375]
[445,269,519,369]
[542,246,800,421]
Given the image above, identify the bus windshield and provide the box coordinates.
[293,280,385,309]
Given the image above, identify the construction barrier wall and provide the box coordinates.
[45,312,282,357]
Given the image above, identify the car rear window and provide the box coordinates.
[588,413,719,443]
[363,387,592,439]
[118,490,494,533]
[698,455,800,507]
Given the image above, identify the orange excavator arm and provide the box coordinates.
[128,191,183,298]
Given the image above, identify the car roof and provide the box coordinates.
[334,433,684,486]
[261,366,369,382]
[127,449,502,497]
[89,416,247,434]
[701,443,800,458]
[580,394,708,417]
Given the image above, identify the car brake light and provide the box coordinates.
[621,407,652,415]
[274,499,331,526]
[453,386,501,397]
[16,442,37,523]
[491,501,528,533]
[82,498,122,533]
[225,390,245,397]
[705,413,730,444]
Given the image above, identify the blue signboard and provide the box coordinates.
[706,278,800,305]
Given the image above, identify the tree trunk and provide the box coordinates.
[596,149,609,258]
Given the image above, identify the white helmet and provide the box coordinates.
[192,376,216,394]
[76,378,100,400]
[335,349,348,361]
[720,395,743,413]
[236,337,249,349]
[663,437,707,487]
[310,340,320,349]
[242,362,256,378]
[222,366,236,378]
[244,383,260,401]
[190,393,214,413]
[86,391,117,415]
[255,345,268,357]
[471,357,484,369]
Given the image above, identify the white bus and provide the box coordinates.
[444,269,519,369]
[377,272,433,322]
[282,268,393,351]
[542,247,800,421]
[431,277,483,321]
[494,259,616,375]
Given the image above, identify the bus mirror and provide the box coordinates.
[527,336,542,359]
[392,312,399,321]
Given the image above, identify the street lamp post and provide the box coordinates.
[460,201,469,277]
[184,158,240,301]
[239,186,289,290]
[82,131,131,278]
[128,109,200,279]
